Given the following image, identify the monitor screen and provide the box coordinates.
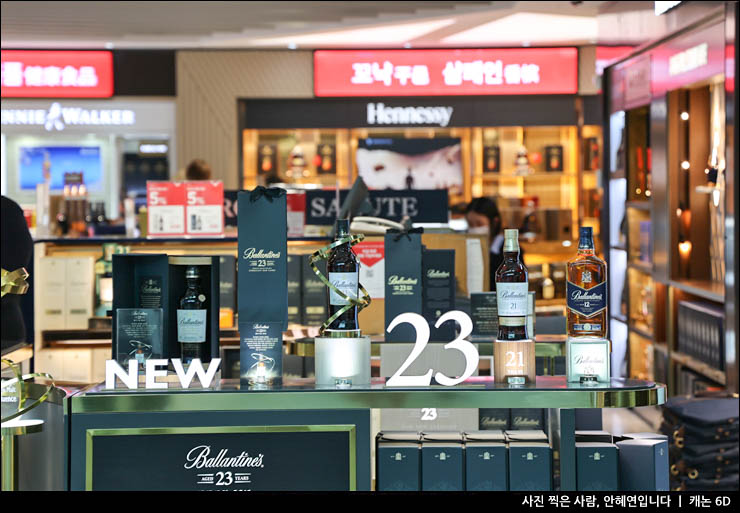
[18,145,102,191]
[356,137,462,195]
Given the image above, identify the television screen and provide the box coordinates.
[356,138,462,195]
[18,146,102,191]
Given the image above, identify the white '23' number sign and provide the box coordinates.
[385,310,478,387]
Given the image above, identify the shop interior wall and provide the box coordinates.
[176,51,314,189]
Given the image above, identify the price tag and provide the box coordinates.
[354,241,385,299]
[147,181,185,237]
[185,181,224,237]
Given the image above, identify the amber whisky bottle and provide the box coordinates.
[566,227,608,338]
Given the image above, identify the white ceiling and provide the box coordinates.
[0,1,692,50]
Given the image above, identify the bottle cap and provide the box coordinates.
[185,266,200,278]
[335,219,350,237]
[579,226,593,239]
[503,229,519,252]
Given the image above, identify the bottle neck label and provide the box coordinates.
[496,282,529,317]
[329,272,359,306]
[566,280,607,318]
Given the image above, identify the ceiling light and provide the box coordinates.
[681,161,690,170]
[104,42,114,49]
[522,41,531,47]
[403,42,412,49]
[681,112,689,120]
[287,42,297,50]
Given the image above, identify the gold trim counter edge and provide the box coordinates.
[72,384,666,413]
[85,425,356,491]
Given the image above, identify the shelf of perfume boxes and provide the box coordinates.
[669,350,726,386]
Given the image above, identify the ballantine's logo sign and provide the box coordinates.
[570,290,603,301]
[253,324,269,330]
[141,283,161,295]
[500,290,527,299]
[287,280,300,289]
[513,417,540,427]
[388,275,418,285]
[184,446,265,470]
[367,102,453,127]
[1,102,135,131]
[219,281,233,291]
[242,248,281,259]
[574,355,606,365]
[427,269,450,279]
[179,317,204,326]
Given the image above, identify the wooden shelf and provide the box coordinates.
[629,325,654,341]
[628,260,653,275]
[670,351,726,385]
[481,172,575,181]
[626,201,651,211]
[668,279,725,303]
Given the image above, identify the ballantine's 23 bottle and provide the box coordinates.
[326,219,360,334]
[566,227,607,338]
[495,229,529,341]
[178,266,209,364]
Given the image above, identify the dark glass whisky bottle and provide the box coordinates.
[495,229,529,341]
[567,227,608,338]
[178,266,209,364]
[326,219,359,334]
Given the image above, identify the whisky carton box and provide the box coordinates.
[421,432,465,491]
[238,188,287,384]
[112,254,219,362]
[464,431,508,491]
[219,255,236,328]
[576,442,619,491]
[286,254,302,325]
[616,439,669,491]
[422,248,455,341]
[237,188,287,327]
[384,229,423,342]
[376,432,421,491]
[301,256,327,327]
[508,442,552,491]
[470,292,498,339]
[38,257,67,330]
[65,257,95,329]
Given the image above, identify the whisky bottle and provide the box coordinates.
[94,243,116,316]
[326,219,360,334]
[567,227,608,338]
[495,229,529,340]
[178,266,208,364]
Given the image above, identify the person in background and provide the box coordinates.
[1,195,34,351]
[465,197,507,291]
[185,158,213,181]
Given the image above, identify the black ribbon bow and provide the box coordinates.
[249,186,285,203]
[387,227,424,242]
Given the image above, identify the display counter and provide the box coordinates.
[64,376,665,491]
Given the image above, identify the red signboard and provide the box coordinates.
[314,48,578,97]
[1,50,113,98]
[147,181,224,238]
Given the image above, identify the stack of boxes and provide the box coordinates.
[376,428,671,491]
[660,396,739,491]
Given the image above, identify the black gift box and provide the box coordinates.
[422,248,455,341]
[301,255,327,327]
[287,254,302,325]
[385,229,423,342]
[112,254,220,363]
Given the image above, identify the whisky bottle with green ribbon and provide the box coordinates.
[326,219,360,335]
